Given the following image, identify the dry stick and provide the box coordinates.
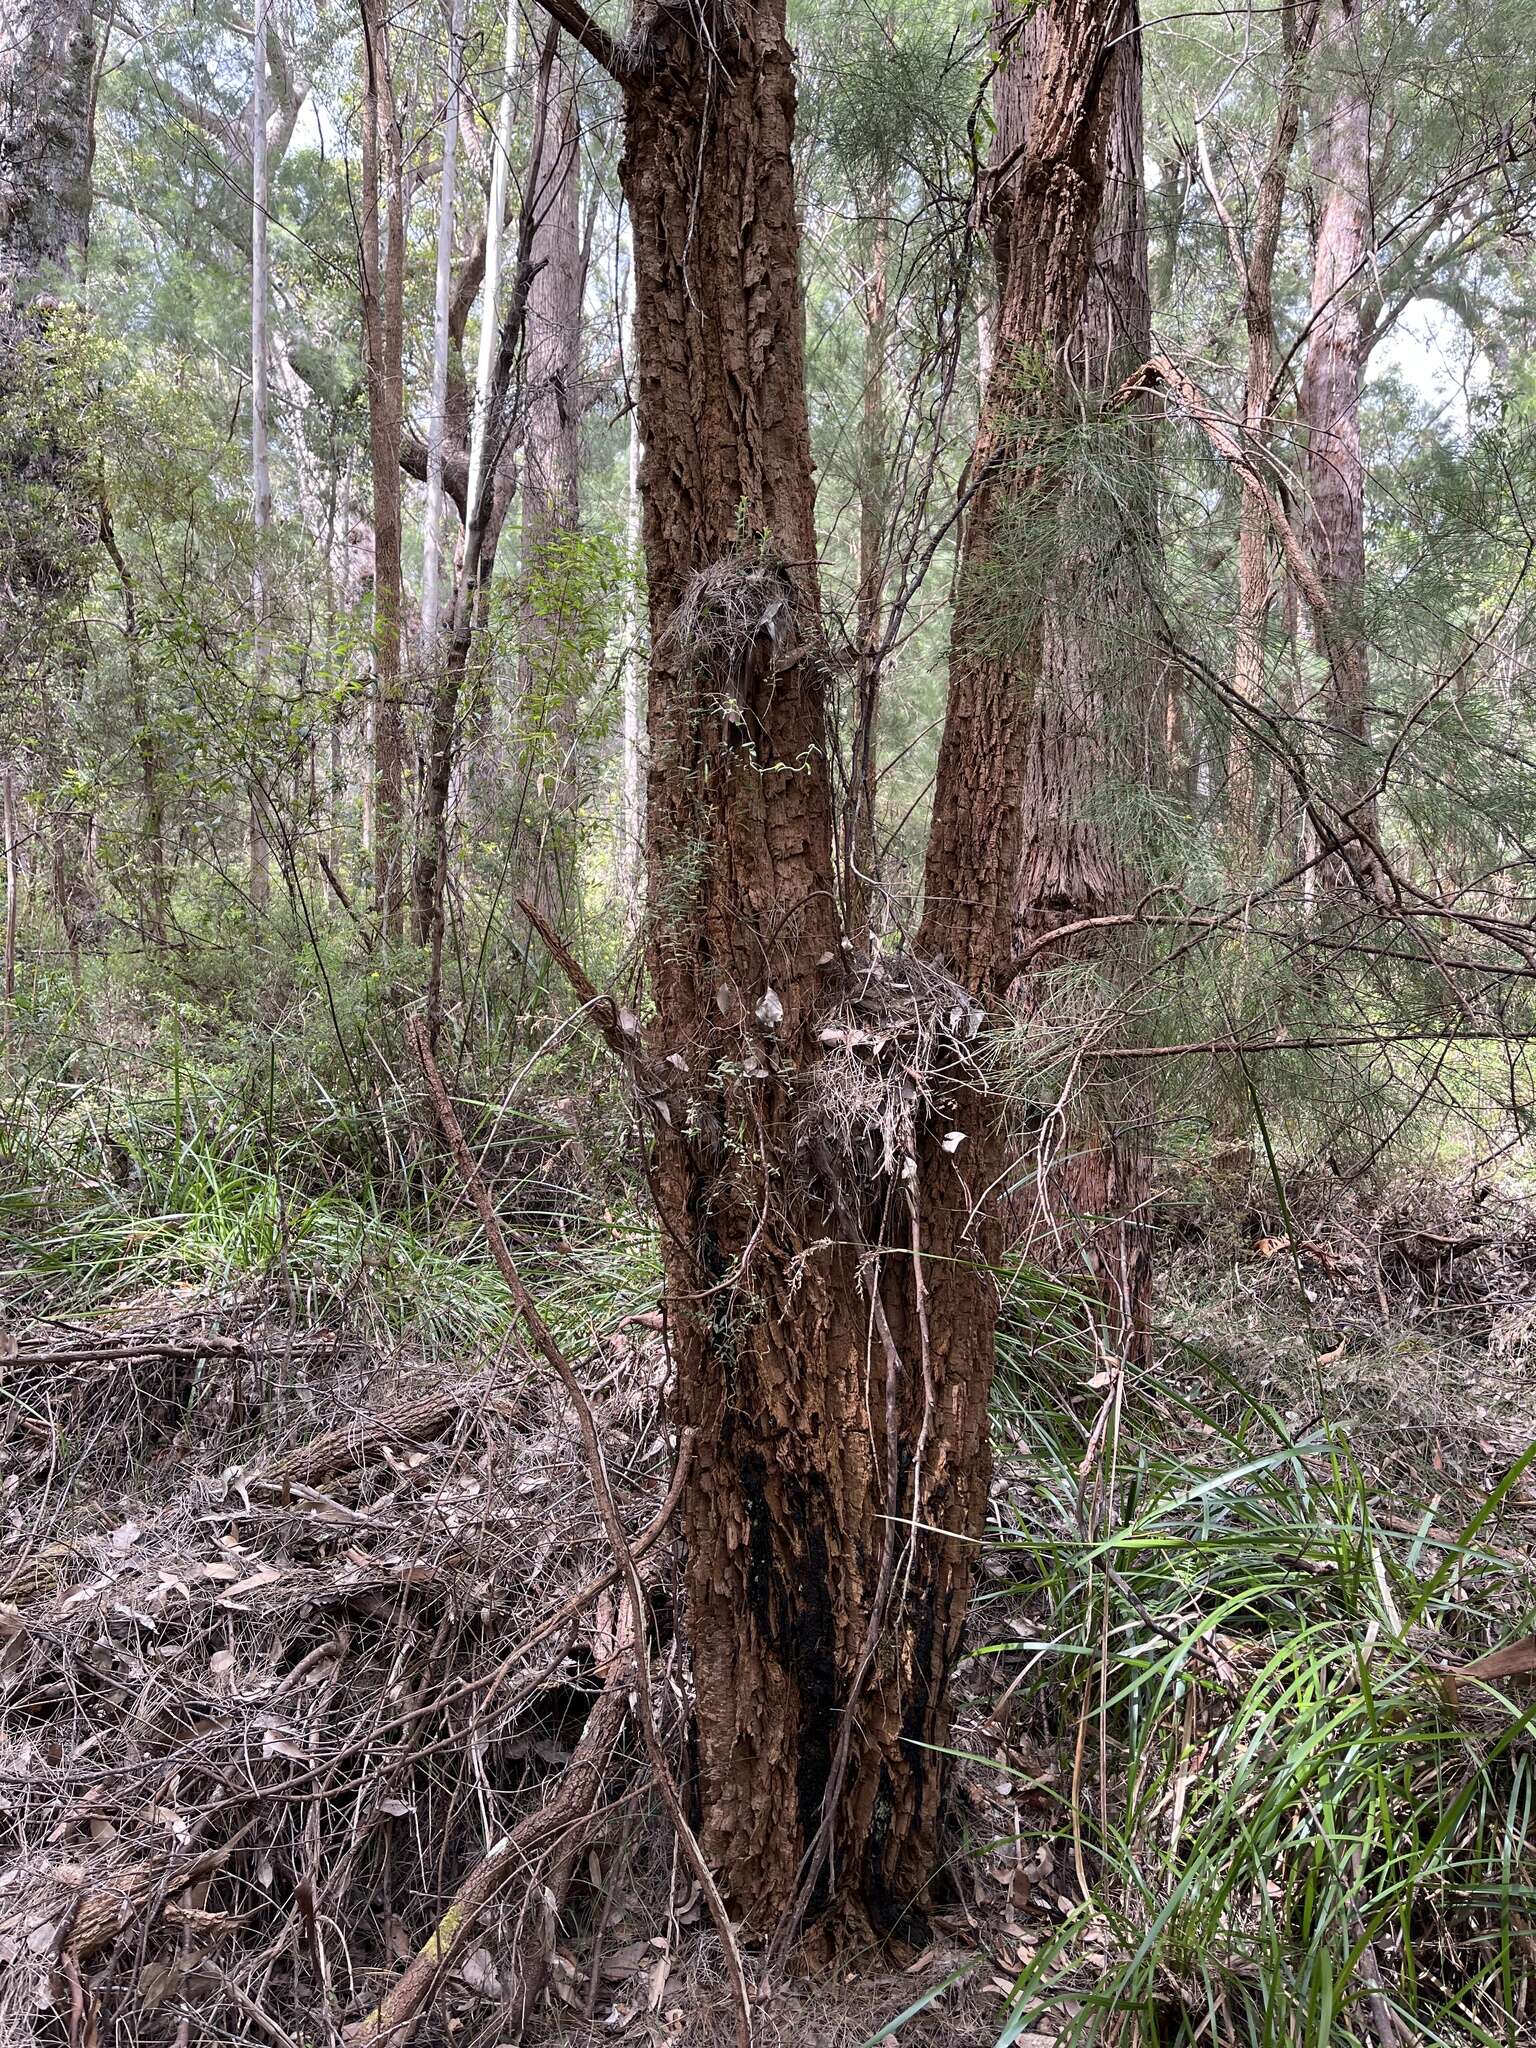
[342,1610,637,2046]
[406,1016,752,2048]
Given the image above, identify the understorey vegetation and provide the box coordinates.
[4,0,1536,2043]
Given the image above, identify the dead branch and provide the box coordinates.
[406,1015,752,2048]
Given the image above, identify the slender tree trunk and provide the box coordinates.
[591,0,1120,1947]
[1005,3,1158,1367]
[1223,0,1320,860]
[358,0,407,941]
[846,208,888,945]
[249,0,273,914]
[99,499,169,951]
[1300,0,1374,847]
[518,38,584,918]
[2,763,18,1056]
[421,0,465,658]
[616,228,644,928]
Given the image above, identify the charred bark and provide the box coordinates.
[611,0,1121,1948]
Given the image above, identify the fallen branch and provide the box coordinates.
[407,1015,752,2048]
[342,1569,650,2046]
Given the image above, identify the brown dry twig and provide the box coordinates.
[406,1014,753,2048]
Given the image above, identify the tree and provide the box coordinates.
[517,34,586,917]
[357,0,407,942]
[527,0,1123,1944]
[1005,1,1160,1365]
[1299,0,1374,849]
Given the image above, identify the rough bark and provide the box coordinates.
[846,209,889,945]
[517,39,584,918]
[1005,3,1158,1367]
[0,0,96,292]
[600,0,1121,1950]
[358,0,407,941]
[1299,0,1374,845]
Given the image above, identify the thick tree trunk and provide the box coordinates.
[358,0,407,942]
[0,0,95,292]
[618,3,867,1940]
[518,40,584,917]
[599,0,1121,1949]
[1299,0,1374,846]
[1005,4,1158,1368]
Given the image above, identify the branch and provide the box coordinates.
[527,0,641,81]
[406,1019,751,2048]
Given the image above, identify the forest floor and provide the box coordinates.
[3,1160,1535,2047]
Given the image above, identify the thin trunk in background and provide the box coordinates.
[1215,0,1321,859]
[413,26,556,1019]
[2,765,17,1057]
[517,36,583,918]
[463,0,521,577]
[616,225,644,927]
[421,0,466,657]
[1006,1,1159,1368]
[358,0,407,942]
[846,206,888,944]
[1300,0,1374,849]
[99,498,168,952]
[250,0,273,914]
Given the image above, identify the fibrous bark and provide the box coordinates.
[1004,1,1159,1367]
[1299,0,1374,844]
[593,0,1123,1948]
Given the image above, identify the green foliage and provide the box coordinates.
[980,1328,1536,2046]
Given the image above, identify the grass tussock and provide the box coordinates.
[971,1321,1536,2048]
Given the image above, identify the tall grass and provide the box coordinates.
[0,1040,657,1357]
[982,1320,1536,2047]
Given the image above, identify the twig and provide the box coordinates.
[406,1015,752,2048]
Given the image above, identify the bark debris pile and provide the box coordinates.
[0,1297,681,2044]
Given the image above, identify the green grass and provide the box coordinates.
[0,1050,658,1358]
[980,1322,1536,2047]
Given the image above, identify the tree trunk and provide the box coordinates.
[249,0,273,915]
[1005,3,1158,1368]
[1299,0,1374,847]
[358,0,407,942]
[420,0,465,658]
[592,0,1121,1948]
[1224,0,1320,860]
[846,208,889,945]
[0,0,96,294]
[517,38,584,919]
